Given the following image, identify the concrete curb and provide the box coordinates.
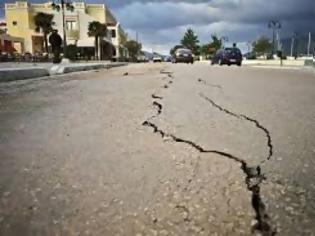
[49,62,127,75]
[0,62,127,82]
[0,67,49,82]
[304,59,315,67]
[243,60,305,67]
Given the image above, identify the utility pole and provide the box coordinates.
[276,31,282,51]
[268,20,281,57]
[290,32,297,58]
[247,41,251,53]
[307,32,311,57]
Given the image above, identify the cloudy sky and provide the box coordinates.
[1,0,315,54]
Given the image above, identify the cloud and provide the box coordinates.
[112,0,315,54]
[1,0,314,54]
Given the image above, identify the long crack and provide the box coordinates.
[197,78,223,89]
[142,120,275,235]
[144,72,276,235]
[200,93,273,161]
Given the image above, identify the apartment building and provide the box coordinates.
[5,1,128,60]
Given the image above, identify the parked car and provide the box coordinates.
[212,47,243,66]
[137,54,146,63]
[153,55,162,63]
[163,56,172,62]
[173,48,194,64]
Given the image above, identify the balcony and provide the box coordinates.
[66,30,80,40]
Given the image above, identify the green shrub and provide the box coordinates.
[65,44,77,61]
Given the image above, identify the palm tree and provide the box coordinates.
[34,12,54,53]
[88,21,108,60]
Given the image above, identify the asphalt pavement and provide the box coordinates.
[0,63,314,235]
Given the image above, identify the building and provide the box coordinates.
[0,21,7,33]
[5,1,128,60]
[0,32,24,54]
[0,21,25,54]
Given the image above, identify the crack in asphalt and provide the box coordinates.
[142,119,275,235]
[153,101,162,115]
[151,94,163,99]
[143,71,276,235]
[199,93,273,161]
[175,204,191,222]
[160,70,174,75]
[197,78,223,89]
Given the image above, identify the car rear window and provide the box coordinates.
[177,49,191,54]
[225,48,241,54]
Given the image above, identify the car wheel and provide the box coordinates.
[227,63,231,66]
[237,62,242,66]
[218,59,223,66]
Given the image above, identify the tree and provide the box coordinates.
[49,30,62,63]
[180,28,200,55]
[252,36,272,56]
[200,43,215,56]
[34,12,54,53]
[65,44,78,61]
[209,34,222,51]
[170,45,183,56]
[199,34,223,57]
[88,21,108,60]
[125,40,142,60]
[118,31,128,60]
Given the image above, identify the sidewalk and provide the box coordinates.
[198,59,306,67]
[0,61,127,82]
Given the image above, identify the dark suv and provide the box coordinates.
[173,48,194,64]
[212,47,242,66]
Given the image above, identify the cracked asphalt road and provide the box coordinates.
[0,63,315,235]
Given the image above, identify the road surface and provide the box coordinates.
[0,63,314,236]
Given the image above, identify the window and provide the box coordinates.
[12,21,17,26]
[66,21,77,30]
[111,29,116,38]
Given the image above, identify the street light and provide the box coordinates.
[51,0,74,58]
[290,32,297,58]
[268,20,281,56]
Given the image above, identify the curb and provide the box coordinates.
[49,62,127,75]
[0,62,128,82]
[0,67,49,82]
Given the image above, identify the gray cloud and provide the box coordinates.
[111,0,314,53]
[1,0,314,54]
